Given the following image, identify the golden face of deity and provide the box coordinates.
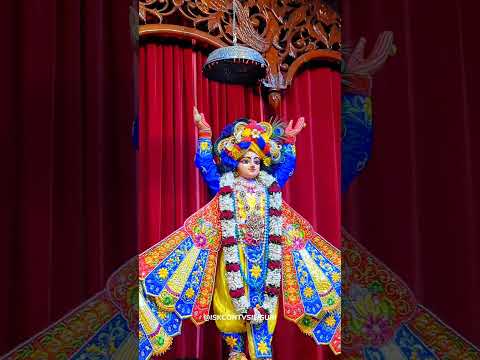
[237,151,261,179]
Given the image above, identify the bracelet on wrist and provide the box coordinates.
[199,130,212,139]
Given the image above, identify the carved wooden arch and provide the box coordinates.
[139,0,341,110]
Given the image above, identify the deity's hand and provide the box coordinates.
[342,31,396,95]
[344,31,395,76]
[193,106,212,138]
[284,116,306,143]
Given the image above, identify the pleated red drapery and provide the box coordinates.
[139,41,340,359]
[0,0,136,354]
[341,0,480,346]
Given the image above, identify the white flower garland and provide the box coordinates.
[219,171,282,323]
[268,243,282,262]
[220,219,236,238]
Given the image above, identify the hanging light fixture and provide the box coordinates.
[203,0,267,84]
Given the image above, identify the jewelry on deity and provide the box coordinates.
[234,176,267,261]
[219,171,282,321]
[234,190,269,289]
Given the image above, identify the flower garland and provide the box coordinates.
[219,171,282,325]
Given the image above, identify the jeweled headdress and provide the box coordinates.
[214,118,286,172]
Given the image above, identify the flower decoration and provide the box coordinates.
[250,265,262,279]
[185,288,195,299]
[200,141,210,151]
[257,341,269,354]
[363,315,392,346]
[214,118,286,173]
[325,315,336,327]
[304,287,314,298]
[225,336,238,348]
[219,171,282,322]
[293,237,303,249]
[194,234,207,248]
[284,224,306,250]
[251,129,261,138]
[158,268,168,279]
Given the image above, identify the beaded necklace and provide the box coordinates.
[219,171,283,320]
[232,181,270,289]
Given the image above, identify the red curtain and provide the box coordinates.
[341,0,480,346]
[0,0,136,354]
[139,42,340,359]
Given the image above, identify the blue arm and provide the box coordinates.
[194,138,220,195]
[341,93,373,193]
[272,143,296,188]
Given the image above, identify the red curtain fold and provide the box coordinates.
[0,0,136,354]
[341,0,480,346]
[139,42,340,359]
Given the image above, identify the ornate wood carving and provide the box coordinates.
[139,0,341,109]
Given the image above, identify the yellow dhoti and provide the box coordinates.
[213,249,278,359]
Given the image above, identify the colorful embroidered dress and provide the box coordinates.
[6,96,480,360]
[138,119,341,359]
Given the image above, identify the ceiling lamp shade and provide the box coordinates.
[202,44,267,84]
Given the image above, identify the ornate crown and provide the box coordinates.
[214,118,286,171]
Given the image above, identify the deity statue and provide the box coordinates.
[138,107,341,359]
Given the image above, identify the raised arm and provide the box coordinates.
[341,32,394,192]
[341,94,373,192]
[273,117,305,188]
[193,107,220,195]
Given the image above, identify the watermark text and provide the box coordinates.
[203,314,274,321]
